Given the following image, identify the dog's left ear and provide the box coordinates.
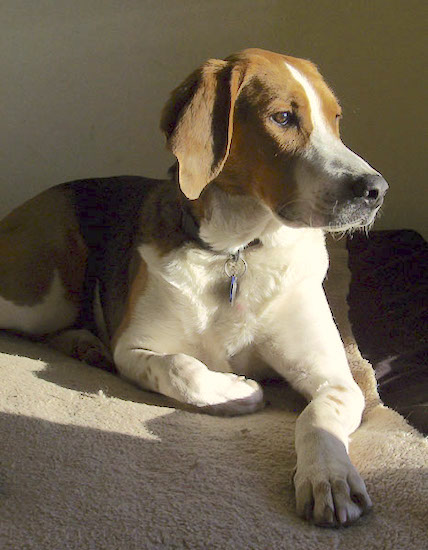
[160,59,245,200]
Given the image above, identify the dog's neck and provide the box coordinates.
[189,185,284,254]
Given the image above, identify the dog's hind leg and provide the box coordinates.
[48,329,115,371]
[0,185,87,335]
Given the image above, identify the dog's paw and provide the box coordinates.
[294,457,372,527]
[196,372,264,416]
[163,353,265,415]
[49,329,115,371]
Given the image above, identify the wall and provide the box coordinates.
[1,0,426,237]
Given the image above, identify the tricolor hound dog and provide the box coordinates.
[0,49,388,526]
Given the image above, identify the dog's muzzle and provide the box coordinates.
[349,173,389,209]
[326,172,389,230]
[277,171,389,230]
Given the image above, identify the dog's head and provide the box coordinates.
[160,48,388,231]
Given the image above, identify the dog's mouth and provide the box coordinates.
[326,204,382,232]
[277,198,383,232]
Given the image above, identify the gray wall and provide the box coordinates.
[1,0,426,237]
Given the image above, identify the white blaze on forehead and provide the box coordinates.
[284,61,378,176]
[285,61,332,141]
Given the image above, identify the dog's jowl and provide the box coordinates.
[0,49,388,526]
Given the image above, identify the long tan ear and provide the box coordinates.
[160,59,244,199]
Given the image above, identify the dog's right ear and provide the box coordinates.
[160,59,244,200]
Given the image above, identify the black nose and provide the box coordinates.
[351,174,389,206]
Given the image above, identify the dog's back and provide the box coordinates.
[0,176,157,335]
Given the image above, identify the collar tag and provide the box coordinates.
[229,275,238,304]
[224,251,247,305]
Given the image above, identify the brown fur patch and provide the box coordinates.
[0,187,87,306]
[138,181,195,255]
[331,385,348,393]
[327,394,344,406]
[111,256,149,349]
[59,229,89,306]
[161,60,244,200]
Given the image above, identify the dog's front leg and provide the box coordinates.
[259,281,371,526]
[113,343,264,416]
[292,381,371,527]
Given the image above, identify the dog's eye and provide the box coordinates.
[271,111,291,126]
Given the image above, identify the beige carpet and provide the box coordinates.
[0,238,427,550]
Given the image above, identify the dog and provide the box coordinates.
[0,48,388,526]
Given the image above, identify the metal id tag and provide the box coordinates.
[224,251,247,305]
[229,275,238,304]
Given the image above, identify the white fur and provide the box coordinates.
[115,210,328,369]
[0,271,77,335]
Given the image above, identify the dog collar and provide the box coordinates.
[180,201,260,305]
[180,200,261,252]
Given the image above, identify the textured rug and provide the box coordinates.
[0,238,427,550]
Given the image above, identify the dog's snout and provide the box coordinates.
[351,174,388,206]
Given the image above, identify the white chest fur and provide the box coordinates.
[128,226,328,374]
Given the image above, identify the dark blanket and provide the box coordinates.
[347,230,428,434]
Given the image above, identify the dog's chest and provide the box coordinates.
[137,235,327,359]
